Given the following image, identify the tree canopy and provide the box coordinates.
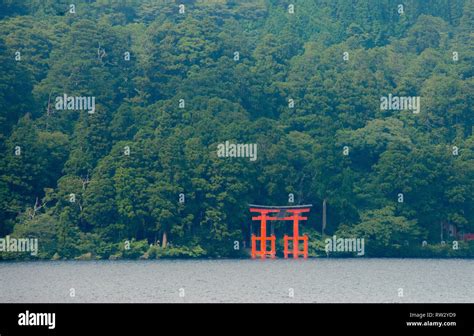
[0,0,473,259]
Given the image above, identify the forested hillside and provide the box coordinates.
[0,0,473,259]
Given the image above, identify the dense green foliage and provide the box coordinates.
[0,0,473,259]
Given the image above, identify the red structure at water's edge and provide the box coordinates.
[248,204,312,259]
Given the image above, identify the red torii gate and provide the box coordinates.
[248,204,312,259]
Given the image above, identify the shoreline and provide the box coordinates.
[1,256,474,263]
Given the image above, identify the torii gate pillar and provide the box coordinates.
[248,205,311,259]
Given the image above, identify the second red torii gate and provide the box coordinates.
[249,204,312,259]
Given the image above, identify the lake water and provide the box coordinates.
[0,259,472,303]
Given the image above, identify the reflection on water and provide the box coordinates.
[0,259,472,303]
